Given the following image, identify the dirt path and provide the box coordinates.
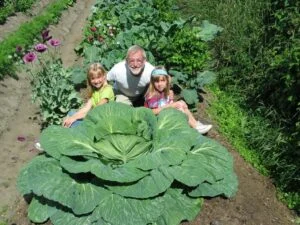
[0,0,297,224]
[0,0,95,223]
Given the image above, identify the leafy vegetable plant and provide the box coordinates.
[78,0,221,106]
[17,103,238,225]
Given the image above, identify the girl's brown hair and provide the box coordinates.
[145,66,171,98]
[86,63,107,98]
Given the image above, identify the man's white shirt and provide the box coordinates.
[107,61,154,100]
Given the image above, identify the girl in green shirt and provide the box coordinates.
[63,63,114,127]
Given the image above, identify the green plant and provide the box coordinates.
[17,103,238,225]
[31,60,82,127]
[207,85,300,211]
[15,0,36,12]
[177,0,300,211]
[77,0,220,106]
[17,33,82,127]
[0,1,14,24]
[157,26,210,73]
[0,0,76,79]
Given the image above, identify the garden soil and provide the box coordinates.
[0,1,297,225]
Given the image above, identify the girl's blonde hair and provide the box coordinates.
[146,66,171,98]
[86,63,107,98]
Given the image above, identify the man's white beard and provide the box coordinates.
[129,66,143,76]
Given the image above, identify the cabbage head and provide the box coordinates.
[17,102,238,225]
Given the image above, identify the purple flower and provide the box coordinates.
[23,52,37,63]
[34,43,48,53]
[41,29,52,42]
[16,46,22,53]
[48,39,61,47]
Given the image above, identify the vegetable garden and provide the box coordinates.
[0,0,299,224]
[14,0,238,224]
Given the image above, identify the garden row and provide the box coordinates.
[0,0,75,79]
[176,0,299,211]
[29,0,223,128]
[17,0,238,225]
[0,0,37,24]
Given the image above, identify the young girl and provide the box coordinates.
[144,67,212,134]
[63,63,115,128]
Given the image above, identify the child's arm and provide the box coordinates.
[62,99,93,127]
[95,98,108,106]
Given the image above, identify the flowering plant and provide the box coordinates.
[16,30,82,127]
[20,30,61,66]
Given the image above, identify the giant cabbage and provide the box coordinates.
[17,102,238,225]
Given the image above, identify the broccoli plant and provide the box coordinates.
[17,103,238,225]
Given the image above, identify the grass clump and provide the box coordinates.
[176,0,300,212]
[207,85,300,211]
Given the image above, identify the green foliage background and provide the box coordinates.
[177,0,299,211]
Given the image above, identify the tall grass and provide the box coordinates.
[207,85,299,211]
[176,0,300,212]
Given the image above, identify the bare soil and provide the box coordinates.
[0,1,297,225]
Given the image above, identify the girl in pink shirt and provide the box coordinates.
[144,67,212,134]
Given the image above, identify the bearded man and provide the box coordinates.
[107,45,154,106]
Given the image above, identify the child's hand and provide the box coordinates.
[177,100,187,109]
[173,101,187,112]
[63,116,76,128]
[172,101,187,112]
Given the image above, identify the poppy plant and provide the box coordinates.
[41,29,52,42]
[23,52,37,63]
[48,39,61,47]
[34,43,48,53]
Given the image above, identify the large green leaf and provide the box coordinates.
[125,134,189,170]
[28,197,59,223]
[92,193,163,225]
[132,106,157,141]
[26,156,110,215]
[189,172,238,198]
[107,168,173,198]
[17,155,52,195]
[180,89,198,105]
[92,189,201,225]
[93,116,137,140]
[85,103,137,139]
[60,156,148,183]
[40,125,98,159]
[155,189,203,225]
[198,20,223,41]
[155,108,199,148]
[28,198,49,223]
[156,108,190,132]
[93,134,151,163]
[50,208,109,225]
[69,66,86,85]
[168,136,234,186]
[84,46,101,64]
